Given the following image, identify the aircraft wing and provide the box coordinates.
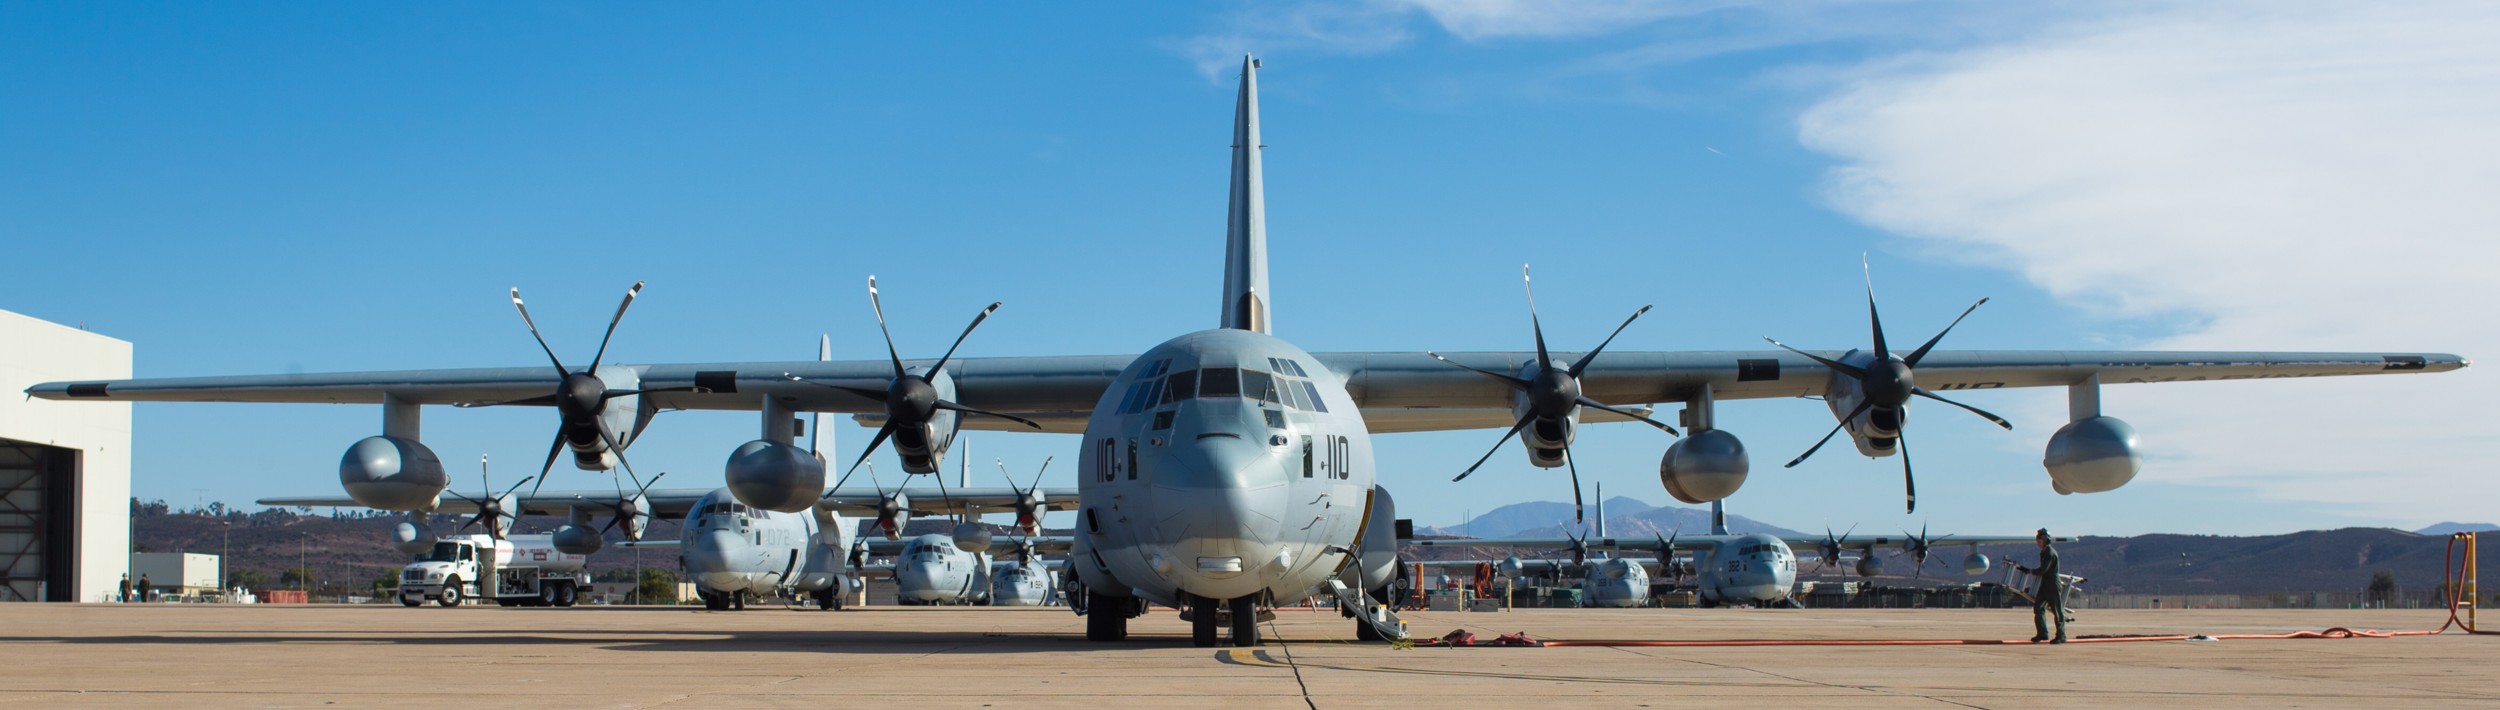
[34,350,2464,435]
[1412,535,1741,552]
[258,488,714,520]
[814,487,1080,517]
[1783,534,2075,551]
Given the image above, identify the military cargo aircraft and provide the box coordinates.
[38,56,2466,646]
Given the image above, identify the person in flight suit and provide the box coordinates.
[2014,528,2066,644]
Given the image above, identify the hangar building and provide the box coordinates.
[0,309,131,602]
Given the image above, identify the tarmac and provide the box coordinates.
[1,603,2492,708]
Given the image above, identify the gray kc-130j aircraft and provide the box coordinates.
[35,56,2466,646]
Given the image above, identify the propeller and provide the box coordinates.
[1652,530,1681,580]
[1896,523,1948,579]
[593,469,665,543]
[787,276,1041,482]
[857,462,911,541]
[1430,265,1680,523]
[461,281,696,497]
[1766,257,2010,513]
[448,454,534,541]
[1814,525,1858,574]
[1565,525,1592,570]
[1000,457,1053,536]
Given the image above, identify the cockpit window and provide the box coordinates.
[1298,381,1330,412]
[1200,368,1242,398]
[1163,370,1198,404]
[421,541,461,562]
[1151,410,1174,431]
[1241,370,1280,404]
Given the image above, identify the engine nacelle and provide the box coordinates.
[340,436,448,511]
[1962,552,1991,576]
[725,440,828,514]
[391,513,436,555]
[1855,555,1884,578]
[2043,416,2140,494]
[552,524,604,556]
[1660,429,1750,504]
[952,523,993,554]
[1498,556,1525,580]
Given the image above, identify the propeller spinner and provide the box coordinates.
[1766,258,2011,513]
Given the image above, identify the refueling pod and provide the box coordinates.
[340,436,448,511]
[724,439,826,513]
[2044,416,2140,494]
[391,512,437,555]
[1660,428,1749,504]
[1855,555,1884,578]
[1962,552,1991,576]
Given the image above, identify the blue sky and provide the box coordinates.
[5,2,2491,536]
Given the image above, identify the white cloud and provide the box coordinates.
[1797,2,2500,523]
[1386,0,1728,41]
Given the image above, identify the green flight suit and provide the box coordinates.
[2022,543,2065,642]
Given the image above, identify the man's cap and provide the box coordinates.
[2036,528,2050,538]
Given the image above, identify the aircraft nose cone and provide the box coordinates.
[1151,435,1288,600]
[683,530,742,574]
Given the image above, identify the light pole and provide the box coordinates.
[299,532,307,595]
[220,521,230,595]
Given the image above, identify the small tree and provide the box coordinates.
[2365,570,2399,608]
[281,566,316,591]
[230,569,268,591]
[632,568,679,605]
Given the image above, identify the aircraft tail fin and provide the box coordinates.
[1710,499,1729,536]
[1594,483,1606,538]
[1219,55,1271,334]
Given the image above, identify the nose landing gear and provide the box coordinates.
[1189,594,1264,647]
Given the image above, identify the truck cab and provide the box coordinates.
[398,534,590,608]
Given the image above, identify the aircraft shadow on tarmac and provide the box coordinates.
[5,608,1244,654]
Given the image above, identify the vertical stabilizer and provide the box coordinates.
[1220,55,1271,333]
[1710,500,1729,536]
[1595,483,1607,538]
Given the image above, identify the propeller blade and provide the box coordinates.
[1425,352,1531,390]
[813,334,830,457]
[1763,337,1869,379]
[841,423,899,486]
[1785,399,1875,468]
[459,515,482,531]
[866,276,906,378]
[454,393,561,409]
[1522,265,1551,366]
[1567,304,1652,377]
[1899,428,1917,514]
[1575,396,1680,436]
[931,400,1043,429]
[1454,412,1536,482]
[588,281,644,372]
[498,475,534,500]
[1564,445,1585,524]
[1901,298,1988,367]
[1864,255,1890,359]
[1911,388,2012,430]
[1029,456,1052,491]
[998,458,1019,491]
[927,302,1001,377]
[594,420,645,492]
[509,287,571,376]
[529,428,567,497]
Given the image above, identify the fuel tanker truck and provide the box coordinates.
[398,533,590,607]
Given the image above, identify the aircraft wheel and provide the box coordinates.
[555,582,577,607]
[732,593,746,611]
[1085,592,1128,641]
[1355,617,1382,642]
[1190,595,1219,647]
[701,591,729,611]
[1229,596,1259,647]
[437,579,464,608]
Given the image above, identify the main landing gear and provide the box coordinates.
[1085,591,1132,642]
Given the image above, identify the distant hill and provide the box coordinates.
[2415,522,2498,536]
[1433,497,1656,538]
[1420,496,1800,540]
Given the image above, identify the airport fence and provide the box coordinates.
[2077,590,2461,610]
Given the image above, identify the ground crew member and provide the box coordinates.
[137,573,153,603]
[119,574,132,603]
[2014,528,2065,644]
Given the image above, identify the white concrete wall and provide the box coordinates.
[0,309,132,602]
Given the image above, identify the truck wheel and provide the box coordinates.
[437,579,464,608]
[540,584,560,606]
[555,582,577,607]
[400,594,421,608]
